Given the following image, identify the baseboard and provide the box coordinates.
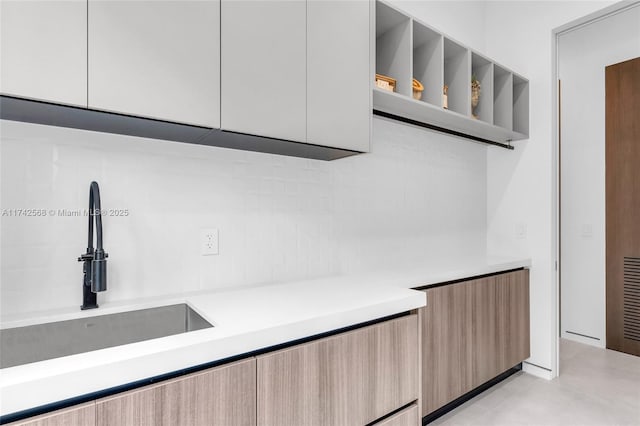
[522,361,554,380]
[561,331,605,348]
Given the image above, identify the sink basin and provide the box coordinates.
[0,304,213,369]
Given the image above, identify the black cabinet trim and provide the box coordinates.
[0,95,360,161]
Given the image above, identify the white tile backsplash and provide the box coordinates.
[0,117,486,316]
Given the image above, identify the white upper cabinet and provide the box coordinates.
[221,0,307,142]
[88,0,220,128]
[307,0,371,152]
[0,0,87,106]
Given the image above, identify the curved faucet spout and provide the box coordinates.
[79,181,108,310]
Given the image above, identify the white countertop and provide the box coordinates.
[0,255,529,417]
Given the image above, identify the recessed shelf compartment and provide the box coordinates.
[443,38,470,116]
[372,0,529,147]
[376,1,412,97]
[493,64,512,130]
[471,53,493,124]
[412,20,442,107]
[513,74,529,135]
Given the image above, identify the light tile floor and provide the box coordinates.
[431,339,640,425]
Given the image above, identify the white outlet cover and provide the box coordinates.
[515,222,527,239]
[581,224,593,238]
[201,228,219,256]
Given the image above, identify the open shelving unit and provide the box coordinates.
[373,0,529,149]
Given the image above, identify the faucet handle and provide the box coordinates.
[78,252,94,262]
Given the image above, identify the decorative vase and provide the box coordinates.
[443,85,449,109]
[471,77,481,119]
[412,78,424,100]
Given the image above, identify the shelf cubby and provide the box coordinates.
[412,21,443,107]
[443,38,470,116]
[513,74,529,135]
[373,0,529,146]
[376,1,412,97]
[493,64,513,131]
[471,53,493,124]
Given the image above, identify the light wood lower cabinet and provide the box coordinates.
[6,403,95,426]
[420,281,474,415]
[496,270,531,373]
[373,404,419,426]
[95,358,255,426]
[256,314,419,426]
[420,269,530,417]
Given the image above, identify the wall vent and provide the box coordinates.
[623,257,640,342]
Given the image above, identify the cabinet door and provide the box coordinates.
[471,276,499,387]
[96,358,256,426]
[307,0,371,151]
[221,0,306,142]
[257,315,418,426]
[6,403,95,426]
[496,269,530,372]
[0,0,87,106]
[421,282,474,417]
[88,0,220,127]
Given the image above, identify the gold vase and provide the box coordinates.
[471,85,480,118]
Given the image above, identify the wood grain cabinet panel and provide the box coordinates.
[420,282,474,416]
[257,315,419,426]
[496,269,530,373]
[471,277,499,387]
[95,358,256,426]
[6,403,95,426]
[372,404,419,426]
[421,270,530,417]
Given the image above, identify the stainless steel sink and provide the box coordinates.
[0,304,213,369]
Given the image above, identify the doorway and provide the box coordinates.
[557,4,640,355]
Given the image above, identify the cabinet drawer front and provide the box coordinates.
[95,358,256,426]
[257,314,419,426]
[373,404,419,426]
[5,403,95,426]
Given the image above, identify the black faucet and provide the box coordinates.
[78,181,108,310]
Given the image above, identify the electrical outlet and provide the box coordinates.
[201,228,219,256]
[581,224,593,238]
[515,222,527,240]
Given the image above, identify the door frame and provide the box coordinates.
[552,0,640,376]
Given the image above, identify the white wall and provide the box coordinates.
[0,117,487,316]
[390,0,486,50]
[483,1,617,377]
[559,5,640,347]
